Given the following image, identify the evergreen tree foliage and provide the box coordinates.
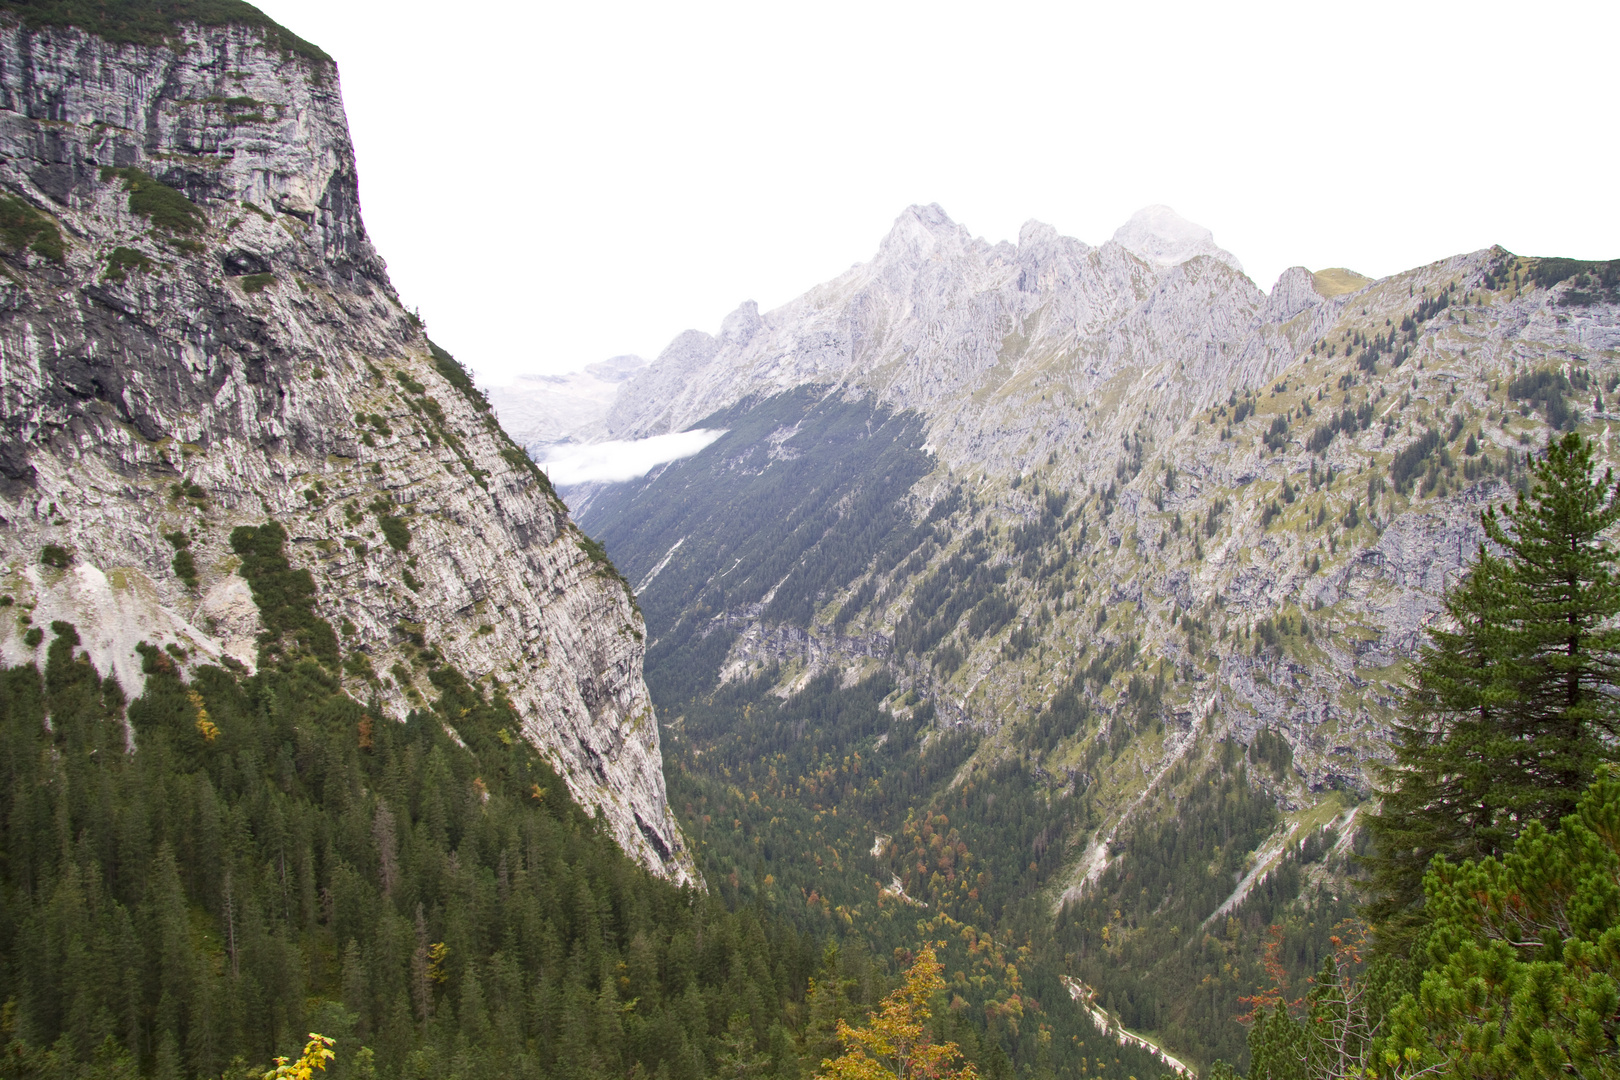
[0,0,330,61]
[1380,766,1620,1078]
[1367,432,1620,929]
[1228,922,1417,1080]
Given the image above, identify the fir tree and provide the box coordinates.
[715,1014,772,1080]
[1367,433,1620,928]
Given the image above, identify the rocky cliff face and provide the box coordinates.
[0,15,693,882]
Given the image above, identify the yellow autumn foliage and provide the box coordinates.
[188,688,219,742]
[818,945,977,1080]
[262,1033,333,1080]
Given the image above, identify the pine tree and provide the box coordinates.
[802,946,855,1069]
[714,1014,771,1080]
[1382,767,1620,1078]
[1245,1004,1306,1080]
[1367,433,1620,928]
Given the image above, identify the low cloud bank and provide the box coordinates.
[540,429,726,485]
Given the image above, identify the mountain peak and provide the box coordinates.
[878,203,968,259]
[1111,204,1243,273]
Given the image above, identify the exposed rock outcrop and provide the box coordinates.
[0,15,693,882]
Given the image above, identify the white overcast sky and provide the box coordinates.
[254,0,1618,386]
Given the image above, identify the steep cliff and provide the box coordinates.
[0,11,693,882]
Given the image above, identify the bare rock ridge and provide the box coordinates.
[0,14,694,882]
[602,202,1275,450]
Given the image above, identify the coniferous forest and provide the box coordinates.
[645,431,1620,1080]
[0,525,837,1080]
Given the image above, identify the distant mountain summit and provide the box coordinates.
[498,204,1257,458]
[1110,203,1245,273]
[486,354,648,454]
[590,202,1272,451]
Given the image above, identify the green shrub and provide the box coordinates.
[341,649,375,680]
[378,516,410,552]
[0,195,65,263]
[102,245,152,283]
[427,338,491,411]
[39,544,71,569]
[227,520,339,667]
[369,499,410,551]
[171,548,197,587]
[165,531,198,588]
[170,480,208,505]
[238,272,275,293]
[22,627,42,647]
[100,167,205,233]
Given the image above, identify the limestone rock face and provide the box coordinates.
[0,16,693,883]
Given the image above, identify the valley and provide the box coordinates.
[557,205,1620,1074]
[0,2,1613,1078]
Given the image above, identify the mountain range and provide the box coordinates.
[508,197,1620,1068]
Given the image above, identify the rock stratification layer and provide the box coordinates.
[0,16,693,882]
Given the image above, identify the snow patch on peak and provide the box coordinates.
[584,355,648,383]
[1112,204,1243,274]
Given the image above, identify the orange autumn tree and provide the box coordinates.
[818,945,978,1080]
